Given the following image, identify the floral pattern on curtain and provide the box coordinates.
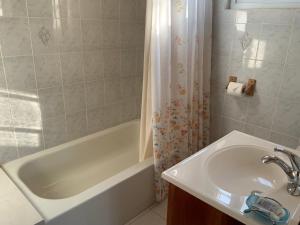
[149,0,212,201]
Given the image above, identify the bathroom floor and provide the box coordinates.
[125,200,167,225]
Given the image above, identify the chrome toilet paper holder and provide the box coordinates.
[226,75,256,96]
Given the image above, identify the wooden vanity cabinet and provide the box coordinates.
[167,184,244,225]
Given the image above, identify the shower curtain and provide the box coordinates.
[140,0,212,201]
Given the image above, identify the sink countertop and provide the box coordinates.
[162,131,300,225]
[0,168,43,225]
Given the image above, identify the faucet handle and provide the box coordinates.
[274,146,300,172]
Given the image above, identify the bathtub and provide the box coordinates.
[3,120,155,225]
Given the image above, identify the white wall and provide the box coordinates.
[211,0,300,148]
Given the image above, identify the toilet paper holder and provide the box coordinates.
[226,76,256,96]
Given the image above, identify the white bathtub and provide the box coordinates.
[3,120,155,225]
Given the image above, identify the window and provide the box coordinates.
[230,0,300,9]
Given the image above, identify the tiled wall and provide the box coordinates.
[0,0,146,163]
[211,0,300,148]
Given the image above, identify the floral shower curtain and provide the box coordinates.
[140,0,212,201]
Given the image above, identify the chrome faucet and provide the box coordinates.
[261,147,300,196]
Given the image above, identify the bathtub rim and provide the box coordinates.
[14,119,140,198]
[2,120,154,221]
[4,119,140,169]
[4,157,154,221]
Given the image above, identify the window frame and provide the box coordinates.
[230,0,300,9]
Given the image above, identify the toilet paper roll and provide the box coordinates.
[227,82,244,97]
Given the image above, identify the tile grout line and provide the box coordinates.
[124,208,152,225]
[242,21,261,136]
[219,22,235,137]
[269,10,296,138]
[125,203,167,225]
[25,0,47,153]
[78,0,89,135]
[56,8,69,145]
[232,22,259,134]
[0,31,19,159]
[150,207,167,221]
[118,0,123,123]
[220,115,299,143]
[245,22,272,140]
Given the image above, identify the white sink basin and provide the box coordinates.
[205,146,286,196]
[162,131,300,225]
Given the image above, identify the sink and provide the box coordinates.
[162,131,300,225]
[205,145,286,196]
